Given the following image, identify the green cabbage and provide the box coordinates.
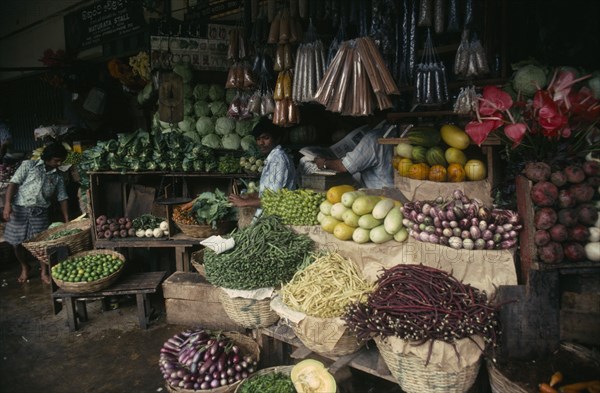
[178,116,195,133]
[208,84,225,101]
[512,65,547,96]
[240,135,257,151]
[209,101,228,117]
[215,117,235,135]
[173,64,194,83]
[236,118,258,136]
[196,116,215,135]
[222,133,241,150]
[193,84,209,101]
[183,99,194,116]
[202,133,221,149]
[194,101,210,117]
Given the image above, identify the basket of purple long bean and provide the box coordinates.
[343,264,500,393]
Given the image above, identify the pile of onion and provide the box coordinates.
[401,190,522,250]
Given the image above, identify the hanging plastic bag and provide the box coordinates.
[248,90,262,114]
[414,29,448,105]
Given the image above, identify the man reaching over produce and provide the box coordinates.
[314,117,395,190]
[3,142,69,284]
[228,117,296,216]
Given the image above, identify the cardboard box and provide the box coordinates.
[162,272,242,331]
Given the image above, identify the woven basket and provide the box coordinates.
[486,359,528,393]
[191,249,206,276]
[166,331,260,393]
[52,249,126,293]
[174,220,235,238]
[375,337,481,393]
[234,365,293,393]
[291,318,364,357]
[22,219,92,265]
[218,289,280,329]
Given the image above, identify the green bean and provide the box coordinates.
[204,216,314,289]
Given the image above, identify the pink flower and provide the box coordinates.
[504,123,528,146]
[465,119,504,146]
[478,86,513,116]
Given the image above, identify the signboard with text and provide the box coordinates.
[64,0,146,53]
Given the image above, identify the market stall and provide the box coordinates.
[2,0,599,392]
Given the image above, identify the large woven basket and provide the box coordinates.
[218,289,280,329]
[375,337,481,393]
[174,220,235,238]
[52,249,126,293]
[233,365,293,393]
[166,331,260,393]
[22,219,92,264]
[486,359,528,393]
[191,249,206,276]
[291,318,364,358]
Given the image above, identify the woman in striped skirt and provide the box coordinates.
[3,142,69,284]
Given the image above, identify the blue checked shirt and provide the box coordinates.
[259,145,297,196]
[342,128,394,189]
[9,160,68,208]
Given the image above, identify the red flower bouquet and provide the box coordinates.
[465,69,600,160]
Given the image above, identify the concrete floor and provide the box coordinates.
[0,254,492,393]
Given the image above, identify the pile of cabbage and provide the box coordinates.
[152,65,259,151]
[76,128,219,192]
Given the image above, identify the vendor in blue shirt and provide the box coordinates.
[314,120,395,190]
[3,142,69,284]
[228,117,296,215]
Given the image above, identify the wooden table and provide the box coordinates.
[52,271,167,332]
[256,324,395,383]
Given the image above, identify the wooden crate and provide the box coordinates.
[560,291,600,346]
[162,272,242,331]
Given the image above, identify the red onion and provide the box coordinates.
[475,239,486,250]
[453,189,465,200]
[487,223,497,232]
[460,218,470,229]
[470,226,482,239]
[509,230,518,239]
[439,237,450,246]
[419,231,430,242]
[442,220,451,228]
[479,220,488,231]
[486,240,496,250]
[500,239,517,249]
[449,236,463,249]
[422,203,432,216]
[503,223,514,232]
[435,227,443,236]
[446,210,456,221]
[433,217,441,227]
[416,213,426,223]
[442,228,453,237]
[471,217,480,226]
[437,210,447,221]
[450,220,458,228]
[482,229,493,240]
[461,230,471,239]
[428,234,440,243]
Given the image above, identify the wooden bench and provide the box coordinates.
[51,271,167,332]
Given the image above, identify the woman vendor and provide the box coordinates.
[228,117,296,216]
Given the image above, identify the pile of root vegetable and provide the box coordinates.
[343,264,500,353]
[525,160,600,264]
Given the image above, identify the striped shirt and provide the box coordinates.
[9,159,68,208]
[342,128,394,189]
[258,145,297,196]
